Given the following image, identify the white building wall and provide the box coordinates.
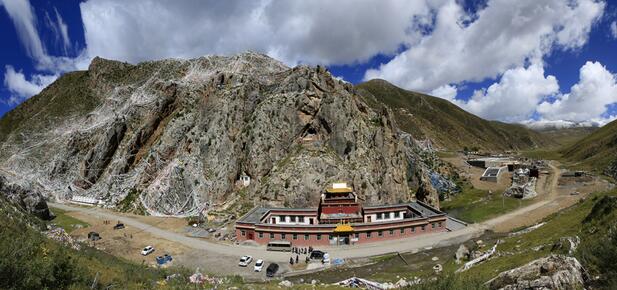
[364,210,406,223]
[268,214,313,225]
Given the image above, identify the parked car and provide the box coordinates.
[156,254,173,265]
[254,259,264,272]
[238,255,253,267]
[113,223,125,230]
[322,253,331,264]
[310,250,325,260]
[266,263,279,277]
[141,245,155,256]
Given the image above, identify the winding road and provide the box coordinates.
[49,161,592,274]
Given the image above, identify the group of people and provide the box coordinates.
[289,246,314,265]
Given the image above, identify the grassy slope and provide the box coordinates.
[0,70,99,145]
[355,79,553,151]
[0,196,193,289]
[441,183,532,223]
[559,119,617,171]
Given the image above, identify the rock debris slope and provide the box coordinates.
[0,52,455,216]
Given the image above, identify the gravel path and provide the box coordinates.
[49,161,600,276]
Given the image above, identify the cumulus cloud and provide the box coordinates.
[364,0,605,92]
[460,63,559,122]
[430,84,458,101]
[611,21,617,39]
[3,66,57,105]
[537,61,617,122]
[79,0,434,65]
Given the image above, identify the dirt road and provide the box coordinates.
[48,161,611,276]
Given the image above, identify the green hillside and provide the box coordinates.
[356,79,553,151]
[560,119,617,174]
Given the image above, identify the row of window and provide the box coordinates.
[374,211,402,220]
[278,215,305,223]
[244,222,443,240]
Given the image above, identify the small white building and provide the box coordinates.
[70,195,102,206]
[480,167,506,182]
[240,174,251,187]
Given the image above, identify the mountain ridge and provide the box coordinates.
[355,79,554,151]
[0,53,456,216]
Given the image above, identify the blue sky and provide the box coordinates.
[1,0,617,127]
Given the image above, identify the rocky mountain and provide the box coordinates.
[0,52,456,216]
[356,79,554,151]
[560,118,617,179]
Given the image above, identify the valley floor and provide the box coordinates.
[48,158,611,281]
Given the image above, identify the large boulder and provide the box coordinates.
[0,175,52,220]
[455,244,470,263]
[487,255,586,290]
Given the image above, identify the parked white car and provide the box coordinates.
[239,255,253,267]
[254,259,264,272]
[141,246,155,256]
[322,253,331,264]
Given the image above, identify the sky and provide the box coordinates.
[1,0,617,128]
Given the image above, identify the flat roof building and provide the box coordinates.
[235,183,449,246]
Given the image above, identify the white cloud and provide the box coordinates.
[3,66,57,105]
[1,0,49,68]
[611,21,617,39]
[537,61,617,122]
[45,8,71,54]
[364,0,605,92]
[521,119,612,130]
[79,0,434,65]
[430,84,458,101]
[460,63,559,122]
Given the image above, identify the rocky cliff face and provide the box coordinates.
[0,52,455,216]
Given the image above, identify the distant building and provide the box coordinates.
[480,167,506,182]
[239,173,251,187]
[70,195,102,206]
[235,183,449,246]
[468,157,518,169]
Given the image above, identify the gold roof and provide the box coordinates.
[333,224,354,233]
[326,182,353,193]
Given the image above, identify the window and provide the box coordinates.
[411,226,415,233]
[280,215,287,222]
[382,213,387,219]
[258,232,263,238]
[354,233,359,238]
[290,216,296,222]
[317,234,322,240]
[366,232,372,238]
[432,223,436,229]
[378,231,383,237]
[304,234,309,240]
[329,234,334,240]
[270,233,274,239]
[293,234,298,240]
[421,225,425,231]
[281,233,286,240]
[389,229,394,236]
[394,211,401,218]
[298,216,305,223]
[438,222,442,227]
[400,228,405,234]
[241,230,246,236]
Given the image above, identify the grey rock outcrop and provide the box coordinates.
[0,174,52,220]
[0,52,451,216]
[455,244,470,264]
[487,255,586,290]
